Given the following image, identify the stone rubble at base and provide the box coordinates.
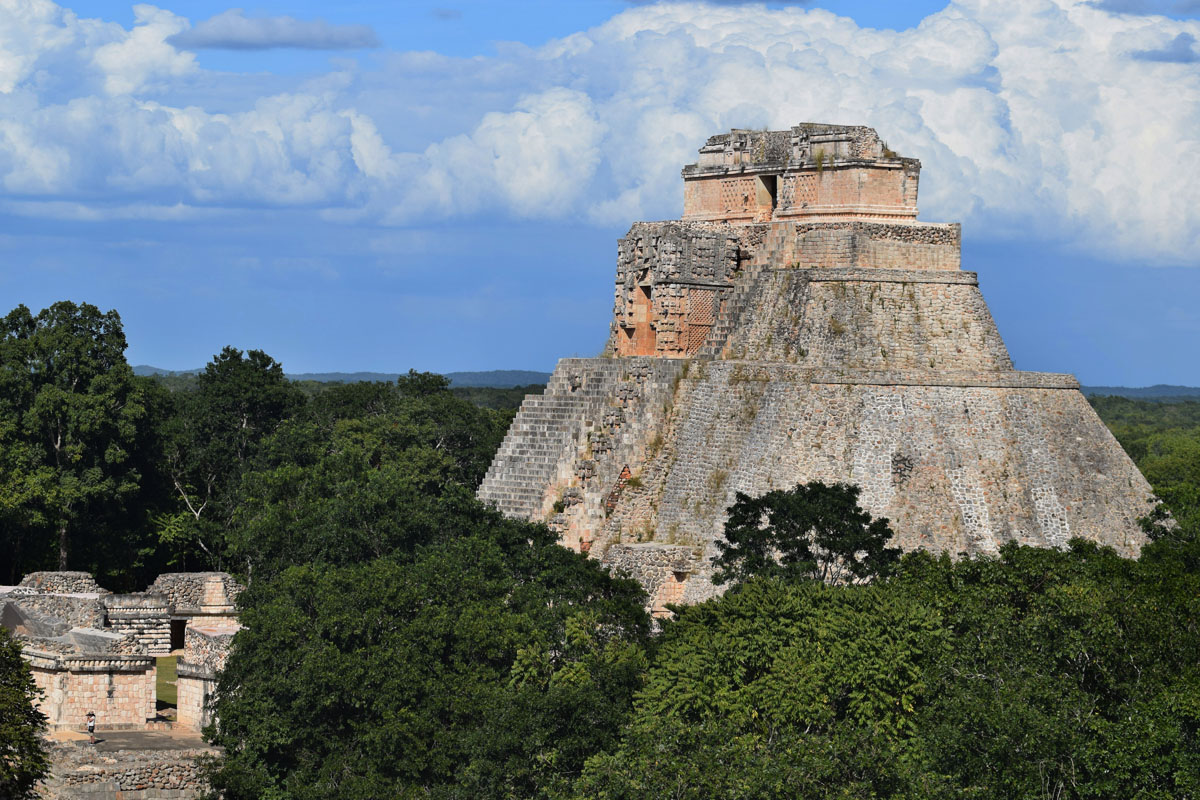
[477,122,1155,614]
[38,740,219,800]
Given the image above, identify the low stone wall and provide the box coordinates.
[20,571,109,594]
[1,590,107,629]
[40,742,216,800]
[148,573,242,616]
[26,649,156,729]
[105,594,171,655]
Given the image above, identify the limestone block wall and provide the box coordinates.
[786,222,960,271]
[104,594,171,655]
[2,591,107,628]
[20,572,109,594]
[175,665,217,732]
[175,623,237,731]
[681,124,920,223]
[26,650,156,729]
[719,269,1013,370]
[682,175,762,222]
[182,624,237,673]
[582,362,1153,603]
[601,544,696,616]
[775,163,918,221]
[683,164,920,224]
[148,573,242,615]
[40,741,217,799]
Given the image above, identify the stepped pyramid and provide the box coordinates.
[479,123,1152,612]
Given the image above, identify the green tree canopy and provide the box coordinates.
[158,346,304,569]
[712,481,901,586]
[0,627,49,799]
[576,579,945,799]
[0,302,154,577]
[894,541,1200,799]
[206,512,649,800]
[226,375,509,581]
[579,538,1200,800]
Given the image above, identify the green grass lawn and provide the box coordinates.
[156,655,178,707]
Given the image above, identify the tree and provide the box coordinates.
[712,481,901,587]
[579,540,1200,800]
[0,628,49,799]
[0,302,153,576]
[893,540,1200,799]
[225,376,509,581]
[204,370,644,798]
[575,579,945,799]
[159,347,304,569]
[205,513,649,800]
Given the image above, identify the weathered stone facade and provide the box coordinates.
[176,621,239,732]
[25,648,157,730]
[478,122,1154,607]
[104,594,172,656]
[148,573,242,617]
[681,124,920,224]
[1,589,107,629]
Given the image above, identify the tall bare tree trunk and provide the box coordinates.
[57,522,68,570]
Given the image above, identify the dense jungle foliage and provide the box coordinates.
[2,302,1199,799]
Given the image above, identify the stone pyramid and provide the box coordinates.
[479,123,1152,612]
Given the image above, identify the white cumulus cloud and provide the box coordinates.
[92,4,194,94]
[0,0,1199,264]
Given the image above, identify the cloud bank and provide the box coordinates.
[1,0,1199,264]
[169,9,379,50]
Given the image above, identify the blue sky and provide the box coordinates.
[1,0,1198,384]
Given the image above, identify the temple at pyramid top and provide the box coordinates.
[682,123,920,224]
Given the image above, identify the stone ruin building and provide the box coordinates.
[0,570,242,733]
[478,122,1154,614]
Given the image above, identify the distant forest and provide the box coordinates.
[134,365,552,388]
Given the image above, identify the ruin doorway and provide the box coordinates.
[170,619,187,652]
[755,175,777,221]
[629,284,656,355]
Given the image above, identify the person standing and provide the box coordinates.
[86,711,95,744]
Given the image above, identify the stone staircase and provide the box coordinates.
[478,360,626,520]
[696,222,796,358]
